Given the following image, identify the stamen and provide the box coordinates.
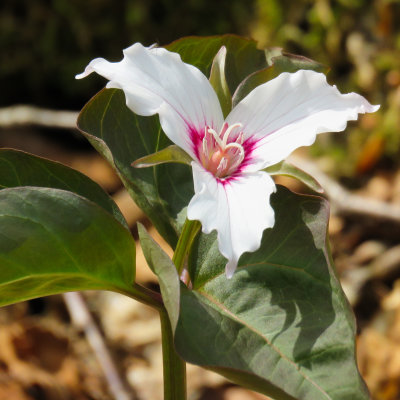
[219,122,229,138]
[207,127,224,148]
[200,122,246,178]
[202,131,209,159]
[236,131,244,145]
[216,157,228,177]
[221,123,242,147]
[225,142,245,169]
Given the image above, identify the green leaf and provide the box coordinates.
[209,46,232,118]
[0,149,127,227]
[0,187,136,306]
[132,145,192,168]
[138,223,180,329]
[77,88,194,248]
[265,161,324,193]
[171,186,368,400]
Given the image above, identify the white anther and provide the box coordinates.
[221,123,243,147]
[236,131,244,145]
[207,127,224,148]
[225,142,245,173]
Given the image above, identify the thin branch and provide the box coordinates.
[63,292,134,400]
[290,155,400,224]
[0,105,78,129]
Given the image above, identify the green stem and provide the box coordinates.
[120,220,199,399]
[159,308,187,400]
[116,281,162,309]
[118,283,187,398]
[172,219,201,275]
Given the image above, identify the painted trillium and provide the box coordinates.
[76,43,379,278]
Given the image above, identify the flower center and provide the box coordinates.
[200,122,245,178]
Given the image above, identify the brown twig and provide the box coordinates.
[0,105,78,129]
[290,155,400,224]
[63,292,134,400]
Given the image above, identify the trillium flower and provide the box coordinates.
[77,43,379,278]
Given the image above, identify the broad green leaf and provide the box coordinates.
[138,223,180,329]
[77,88,194,248]
[132,145,192,168]
[265,161,324,193]
[0,149,127,227]
[209,46,232,118]
[171,186,368,400]
[233,50,328,107]
[0,187,136,306]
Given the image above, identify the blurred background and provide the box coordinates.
[1,0,400,399]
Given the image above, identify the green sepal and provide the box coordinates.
[266,48,329,75]
[265,161,324,193]
[233,49,328,107]
[232,66,278,108]
[209,46,232,118]
[132,145,192,168]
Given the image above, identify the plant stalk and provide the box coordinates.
[119,281,187,398]
[122,220,199,399]
[118,282,163,311]
[159,308,187,400]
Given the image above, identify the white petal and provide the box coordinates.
[76,43,224,158]
[227,70,379,171]
[187,163,276,278]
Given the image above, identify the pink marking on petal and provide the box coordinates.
[229,136,258,176]
[187,124,204,162]
[217,177,233,187]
